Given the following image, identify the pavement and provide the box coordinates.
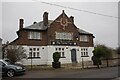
[25,64,118,71]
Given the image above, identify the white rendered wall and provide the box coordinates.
[21,45,94,65]
[21,46,48,65]
[78,47,94,63]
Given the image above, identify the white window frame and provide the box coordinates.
[28,48,40,59]
[55,47,65,58]
[28,31,41,40]
[55,32,73,40]
[80,35,89,42]
[81,48,89,57]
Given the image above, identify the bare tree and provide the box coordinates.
[6,45,27,62]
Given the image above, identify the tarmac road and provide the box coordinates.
[13,66,119,79]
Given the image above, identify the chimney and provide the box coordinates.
[62,10,65,13]
[69,16,74,24]
[43,12,48,26]
[33,22,37,24]
[19,19,24,30]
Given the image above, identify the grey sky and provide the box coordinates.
[1,1,118,49]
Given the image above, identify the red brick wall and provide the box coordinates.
[10,12,94,47]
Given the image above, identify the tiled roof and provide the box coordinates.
[24,20,92,35]
[0,38,2,41]
[24,20,53,30]
[78,28,92,35]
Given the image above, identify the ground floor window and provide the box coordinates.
[81,48,89,57]
[28,47,40,59]
[55,47,65,58]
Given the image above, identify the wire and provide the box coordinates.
[33,0,119,19]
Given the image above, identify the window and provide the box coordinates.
[0,61,5,66]
[55,47,65,58]
[33,52,36,57]
[61,52,65,57]
[37,48,39,51]
[59,48,61,51]
[28,48,40,59]
[33,48,36,51]
[80,35,89,42]
[28,31,41,39]
[81,48,89,57]
[56,32,73,40]
[37,52,39,57]
[29,52,32,57]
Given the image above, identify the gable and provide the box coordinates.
[50,10,77,30]
[53,10,72,24]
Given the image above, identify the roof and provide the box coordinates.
[24,20,92,35]
[24,20,53,30]
[0,38,2,40]
[78,28,92,35]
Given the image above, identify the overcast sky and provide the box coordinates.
[1,1,119,49]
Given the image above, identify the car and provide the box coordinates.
[4,59,25,68]
[0,59,26,77]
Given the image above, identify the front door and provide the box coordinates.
[71,49,77,63]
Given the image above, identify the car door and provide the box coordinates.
[0,61,2,77]
[0,61,6,74]
[0,61,2,74]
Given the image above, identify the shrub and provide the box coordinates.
[53,52,60,62]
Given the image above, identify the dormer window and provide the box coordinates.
[28,31,41,40]
[80,35,89,42]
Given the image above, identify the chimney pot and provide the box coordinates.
[62,10,65,13]
[19,19,24,30]
[70,16,74,23]
[33,22,37,24]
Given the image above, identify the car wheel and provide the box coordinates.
[7,69,15,77]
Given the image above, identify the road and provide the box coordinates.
[12,66,119,79]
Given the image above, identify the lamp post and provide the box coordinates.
[30,49,33,69]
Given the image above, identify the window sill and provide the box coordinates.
[81,56,89,57]
[60,57,66,58]
[28,57,40,59]
[80,41,89,43]
[28,39,41,40]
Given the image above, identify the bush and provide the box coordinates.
[53,52,60,62]
[52,52,61,68]
[92,56,102,65]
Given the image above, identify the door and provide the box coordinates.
[71,49,77,63]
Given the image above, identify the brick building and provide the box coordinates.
[8,10,95,65]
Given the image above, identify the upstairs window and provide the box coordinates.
[28,31,41,40]
[80,35,89,42]
[55,32,73,40]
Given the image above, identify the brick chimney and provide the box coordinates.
[69,16,74,24]
[43,12,48,26]
[19,19,24,30]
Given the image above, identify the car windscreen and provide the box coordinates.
[3,60,11,65]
